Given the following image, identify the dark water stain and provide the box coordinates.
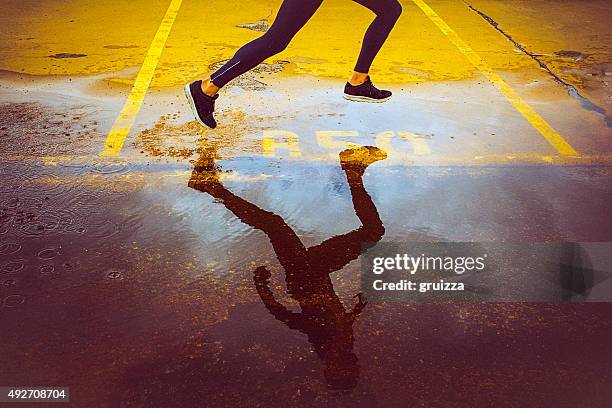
[48,53,88,59]
[555,50,587,60]
[567,87,612,127]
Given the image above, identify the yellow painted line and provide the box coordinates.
[262,130,303,157]
[101,0,183,157]
[410,0,578,156]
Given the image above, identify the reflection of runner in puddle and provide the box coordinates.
[184,0,403,128]
[188,146,387,389]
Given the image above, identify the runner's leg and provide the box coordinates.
[211,0,324,88]
[351,0,402,74]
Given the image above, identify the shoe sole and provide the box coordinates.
[343,93,391,103]
[184,83,211,128]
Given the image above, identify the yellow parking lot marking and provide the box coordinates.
[411,0,578,155]
[262,130,303,157]
[101,0,183,157]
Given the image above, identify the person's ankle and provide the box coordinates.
[200,78,219,97]
[349,72,369,86]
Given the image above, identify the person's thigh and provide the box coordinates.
[351,0,397,15]
[267,0,325,40]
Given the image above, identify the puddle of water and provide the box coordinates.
[0,71,610,407]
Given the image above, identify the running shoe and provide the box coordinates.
[343,77,392,103]
[184,80,218,129]
[188,147,221,188]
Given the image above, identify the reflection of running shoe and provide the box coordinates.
[184,80,218,129]
[343,77,392,103]
[340,146,387,172]
[187,149,221,190]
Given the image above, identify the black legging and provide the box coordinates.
[211,0,402,88]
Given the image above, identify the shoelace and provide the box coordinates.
[203,94,218,115]
[364,79,383,98]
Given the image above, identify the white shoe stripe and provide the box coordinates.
[343,93,391,103]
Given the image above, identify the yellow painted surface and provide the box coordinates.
[102,0,579,156]
[3,0,608,88]
[466,0,612,107]
[411,0,577,155]
[0,0,168,76]
[2,0,609,157]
